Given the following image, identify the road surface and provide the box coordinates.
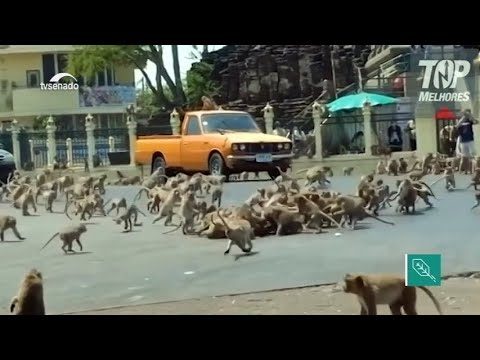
[0,174,478,314]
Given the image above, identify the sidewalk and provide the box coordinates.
[68,276,480,315]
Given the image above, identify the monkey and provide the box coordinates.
[399,158,409,173]
[274,166,294,183]
[163,191,199,235]
[342,273,443,315]
[296,166,330,187]
[41,190,57,213]
[388,179,417,214]
[430,167,456,191]
[194,201,217,221]
[202,183,223,207]
[64,197,95,221]
[56,175,75,195]
[202,174,227,186]
[35,172,47,188]
[467,168,480,190]
[114,204,147,232]
[240,171,249,181]
[92,174,108,194]
[152,189,181,225]
[245,188,268,207]
[386,159,399,176]
[104,197,128,215]
[114,175,141,186]
[10,184,30,202]
[261,205,305,236]
[473,156,480,173]
[431,160,442,175]
[292,195,342,233]
[64,183,90,203]
[376,160,387,175]
[0,215,25,242]
[10,269,45,315]
[214,210,254,255]
[41,223,88,254]
[326,195,395,229]
[471,191,480,210]
[446,156,461,171]
[343,167,354,176]
[14,189,37,216]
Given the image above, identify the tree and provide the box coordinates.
[186,62,220,107]
[68,45,187,110]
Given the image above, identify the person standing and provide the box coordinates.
[387,121,403,152]
[456,109,478,158]
[405,119,416,151]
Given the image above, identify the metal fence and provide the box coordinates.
[371,112,415,151]
[322,113,365,155]
[56,130,87,165]
[28,131,48,168]
[94,128,128,165]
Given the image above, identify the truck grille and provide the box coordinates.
[248,143,275,153]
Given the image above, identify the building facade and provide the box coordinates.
[0,45,136,131]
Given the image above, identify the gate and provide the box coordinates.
[94,128,128,165]
[28,131,48,168]
[435,107,459,156]
[56,130,88,166]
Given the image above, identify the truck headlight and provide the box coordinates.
[277,143,284,150]
[284,142,292,150]
[232,144,239,151]
[239,144,247,151]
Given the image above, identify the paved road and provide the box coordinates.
[0,174,478,314]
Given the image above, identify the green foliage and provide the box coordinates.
[32,115,51,130]
[186,62,220,106]
[68,45,147,79]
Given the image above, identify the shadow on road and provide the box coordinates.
[234,251,260,261]
[0,239,26,243]
[66,251,93,256]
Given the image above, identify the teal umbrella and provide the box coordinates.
[326,91,398,112]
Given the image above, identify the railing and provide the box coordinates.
[322,114,365,156]
[371,112,415,151]
[94,128,129,165]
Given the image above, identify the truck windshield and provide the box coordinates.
[201,113,260,134]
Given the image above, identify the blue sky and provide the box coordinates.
[134,45,225,87]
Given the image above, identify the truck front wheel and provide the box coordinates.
[209,153,228,178]
[151,155,166,175]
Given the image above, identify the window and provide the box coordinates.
[57,53,69,82]
[201,113,260,134]
[42,54,55,83]
[185,116,201,135]
[97,70,106,86]
[26,70,40,88]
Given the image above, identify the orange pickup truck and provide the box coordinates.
[135,110,293,179]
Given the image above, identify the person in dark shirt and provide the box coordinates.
[456,109,478,158]
[387,121,403,152]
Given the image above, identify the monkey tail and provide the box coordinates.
[40,232,59,251]
[10,296,18,313]
[162,220,183,234]
[316,209,342,230]
[405,161,420,173]
[429,175,447,188]
[135,205,147,217]
[471,202,480,210]
[417,286,443,315]
[133,187,148,202]
[215,210,231,231]
[366,212,395,226]
[295,168,308,175]
[417,181,436,198]
[116,170,125,179]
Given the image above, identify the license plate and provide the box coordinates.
[255,153,272,163]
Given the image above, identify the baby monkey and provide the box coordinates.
[114,204,146,232]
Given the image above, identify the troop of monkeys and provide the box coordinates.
[7,150,479,315]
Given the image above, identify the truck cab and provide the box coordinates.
[135,110,293,179]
